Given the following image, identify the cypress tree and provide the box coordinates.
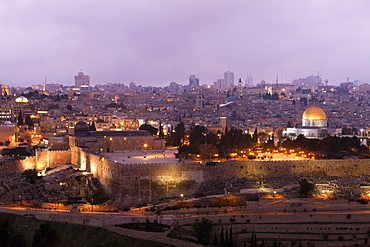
[17,111,24,126]
[229,227,233,247]
[220,227,224,247]
[90,121,96,131]
[253,128,258,144]
[250,232,255,247]
[25,115,34,129]
[159,121,164,138]
[272,239,278,247]
[225,228,229,247]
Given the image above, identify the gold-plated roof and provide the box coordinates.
[15,96,29,103]
[302,105,326,120]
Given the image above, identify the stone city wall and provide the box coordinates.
[71,148,370,205]
[4,149,72,172]
[0,159,24,177]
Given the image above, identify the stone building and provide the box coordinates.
[0,121,16,144]
[68,121,165,153]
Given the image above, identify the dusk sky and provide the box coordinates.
[1,0,370,87]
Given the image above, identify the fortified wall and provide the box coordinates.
[0,149,72,173]
[70,147,370,205]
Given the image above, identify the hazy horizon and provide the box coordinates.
[1,1,370,87]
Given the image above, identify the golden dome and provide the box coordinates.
[15,96,29,103]
[302,105,326,121]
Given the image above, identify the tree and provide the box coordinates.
[253,128,258,144]
[272,239,278,247]
[213,232,218,246]
[199,144,218,160]
[192,218,213,246]
[90,121,96,131]
[229,227,234,247]
[139,124,158,136]
[271,92,279,100]
[206,131,219,146]
[219,127,253,157]
[145,217,152,231]
[220,227,225,246]
[188,125,206,153]
[173,123,185,146]
[17,111,24,126]
[225,228,229,246]
[25,115,34,129]
[299,179,315,197]
[250,232,257,247]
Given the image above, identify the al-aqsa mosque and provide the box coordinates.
[285,105,342,139]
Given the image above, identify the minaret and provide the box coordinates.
[220,113,227,130]
[196,94,204,109]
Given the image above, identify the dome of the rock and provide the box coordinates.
[302,105,327,127]
[302,105,327,121]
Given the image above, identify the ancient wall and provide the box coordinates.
[70,147,370,205]
[1,149,72,173]
[48,150,71,168]
[0,159,24,177]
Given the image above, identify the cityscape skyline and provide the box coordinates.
[1,1,370,87]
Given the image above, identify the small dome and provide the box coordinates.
[74,121,90,133]
[225,96,241,103]
[15,96,29,103]
[1,121,14,127]
[302,105,326,121]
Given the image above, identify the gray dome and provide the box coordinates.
[74,121,90,133]
[225,96,241,103]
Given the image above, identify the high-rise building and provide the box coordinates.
[45,83,62,93]
[214,79,223,90]
[245,74,253,87]
[74,72,90,88]
[189,75,199,88]
[292,75,321,87]
[224,71,234,89]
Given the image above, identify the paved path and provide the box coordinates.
[0,207,202,247]
[105,225,202,247]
